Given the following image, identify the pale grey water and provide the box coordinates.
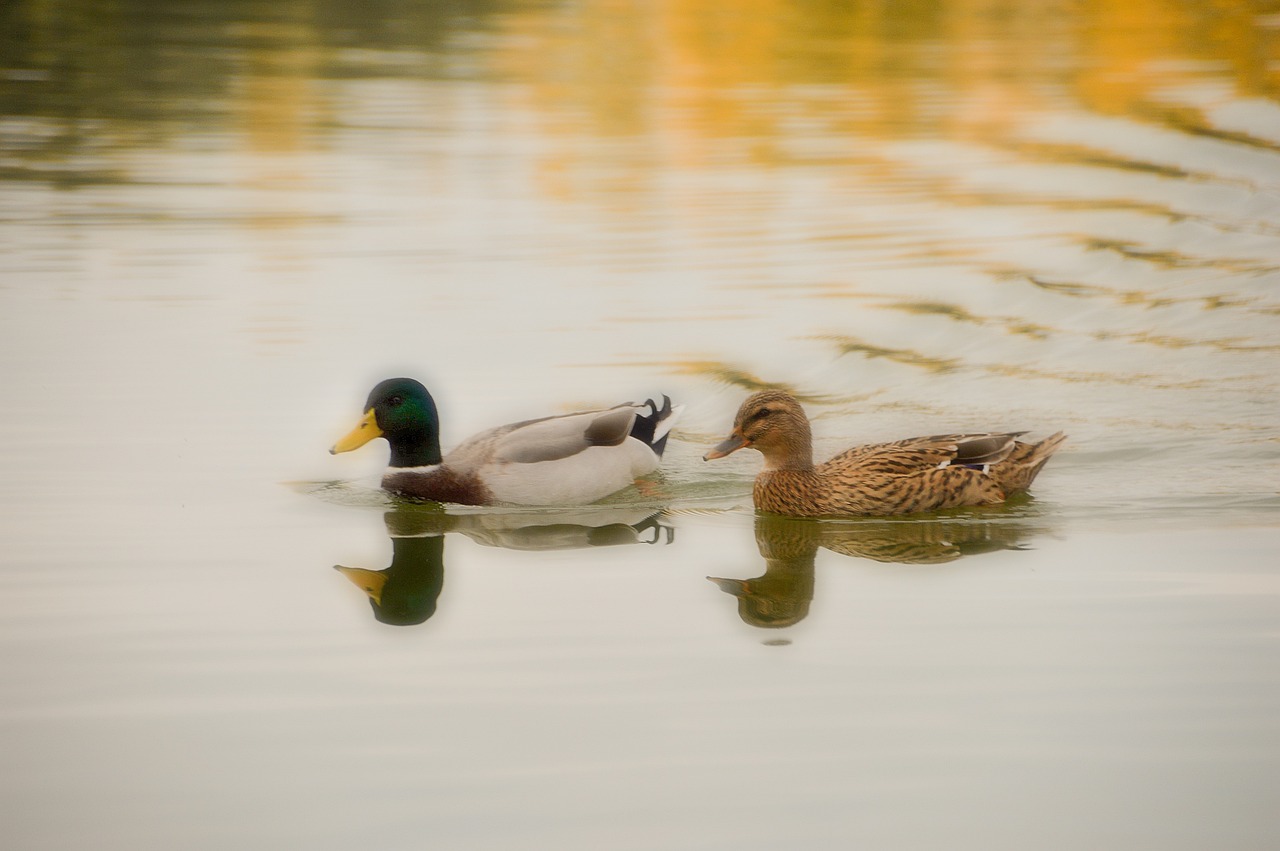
[2,2,1279,849]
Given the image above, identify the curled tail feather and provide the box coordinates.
[629,395,683,457]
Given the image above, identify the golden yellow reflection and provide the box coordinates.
[495,0,1277,152]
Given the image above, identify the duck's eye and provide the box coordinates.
[387,395,403,408]
[751,407,772,421]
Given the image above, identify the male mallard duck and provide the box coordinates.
[331,378,682,506]
[704,390,1065,517]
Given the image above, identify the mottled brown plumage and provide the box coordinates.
[704,390,1066,517]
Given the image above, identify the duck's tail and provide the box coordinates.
[630,395,684,457]
[994,431,1067,494]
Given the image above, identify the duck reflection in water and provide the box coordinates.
[709,511,1045,631]
[337,532,445,627]
[336,505,674,626]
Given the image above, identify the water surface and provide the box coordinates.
[2,1,1279,848]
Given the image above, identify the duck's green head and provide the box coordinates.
[330,377,443,467]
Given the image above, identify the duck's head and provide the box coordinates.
[331,377,443,467]
[703,390,812,468]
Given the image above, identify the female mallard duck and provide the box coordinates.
[331,378,682,506]
[704,390,1065,517]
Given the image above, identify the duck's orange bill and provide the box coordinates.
[704,432,747,460]
[330,408,382,454]
[334,565,387,606]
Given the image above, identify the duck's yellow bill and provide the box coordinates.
[334,565,387,606]
[703,433,747,460]
[330,408,382,454]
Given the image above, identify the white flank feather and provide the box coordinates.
[482,442,660,506]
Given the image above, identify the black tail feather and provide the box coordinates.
[630,395,674,456]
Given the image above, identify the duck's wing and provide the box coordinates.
[444,402,662,470]
[443,400,681,506]
[824,432,1025,475]
[490,406,640,464]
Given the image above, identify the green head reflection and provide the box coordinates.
[336,533,445,627]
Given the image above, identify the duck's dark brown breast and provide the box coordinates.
[382,468,494,505]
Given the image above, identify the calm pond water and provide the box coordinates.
[3,1,1279,848]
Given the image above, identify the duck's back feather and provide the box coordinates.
[824,432,1023,474]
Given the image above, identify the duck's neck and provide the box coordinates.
[387,430,443,468]
[760,428,815,472]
